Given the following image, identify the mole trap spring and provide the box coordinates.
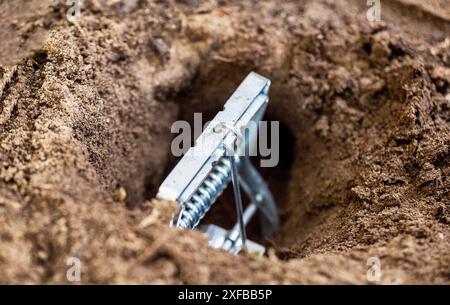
[156,72,279,255]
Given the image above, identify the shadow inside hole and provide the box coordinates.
[202,119,295,244]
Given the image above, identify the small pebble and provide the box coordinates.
[115,187,127,202]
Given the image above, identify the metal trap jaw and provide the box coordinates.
[156,72,279,255]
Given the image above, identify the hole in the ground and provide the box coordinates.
[157,65,298,250]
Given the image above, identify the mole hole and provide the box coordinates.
[159,69,296,248]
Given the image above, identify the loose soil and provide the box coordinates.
[0,0,449,284]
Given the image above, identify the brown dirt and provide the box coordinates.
[0,0,449,284]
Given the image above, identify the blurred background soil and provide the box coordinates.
[0,0,448,283]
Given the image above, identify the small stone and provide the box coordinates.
[126,232,136,241]
[351,186,372,202]
[151,38,169,56]
[37,250,48,261]
[115,187,127,202]
[115,0,139,14]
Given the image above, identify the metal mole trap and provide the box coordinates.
[156,72,279,255]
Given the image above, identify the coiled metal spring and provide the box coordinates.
[175,157,232,229]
